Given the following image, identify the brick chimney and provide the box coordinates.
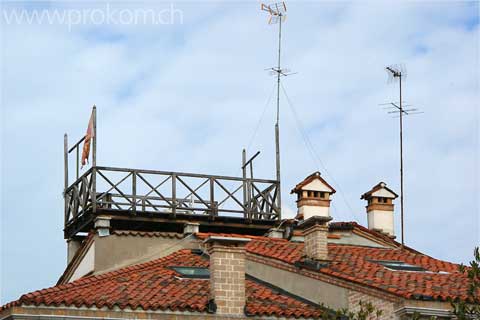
[298,216,332,261]
[204,236,251,316]
[361,182,398,237]
[291,172,336,220]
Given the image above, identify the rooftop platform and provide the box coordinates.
[64,166,280,239]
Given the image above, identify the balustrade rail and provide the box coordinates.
[64,166,280,228]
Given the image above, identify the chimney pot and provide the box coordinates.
[291,172,336,221]
[361,182,398,237]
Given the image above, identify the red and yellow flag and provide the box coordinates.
[81,110,94,167]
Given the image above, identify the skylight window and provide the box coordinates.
[372,260,427,272]
[171,267,210,279]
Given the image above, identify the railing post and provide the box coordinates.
[171,174,176,218]
[210,177,216,220]
[242,149,248,220]
[132,170,136,215]
[246,179,252,221]
[76,147,79,180]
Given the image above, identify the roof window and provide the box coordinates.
[171,266,210,279]
[372,260,427,272]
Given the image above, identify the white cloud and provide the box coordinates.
[1,0,478,304]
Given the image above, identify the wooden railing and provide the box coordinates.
[64,166,280,228]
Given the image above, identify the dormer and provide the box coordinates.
[291,172,336,220]
[361,182,398,237]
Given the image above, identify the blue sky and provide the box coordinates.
[1,0,479,304]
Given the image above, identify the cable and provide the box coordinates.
[280,82,361,223]
[246,83,276,153]
[235,82,276,178]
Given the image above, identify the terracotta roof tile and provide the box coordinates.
[196,232,472,302]
[112,230,183,239]
[1,249,323,318]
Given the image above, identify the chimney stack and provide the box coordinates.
[204,236,250,316]
[361,182,398,237]
[298,216,332,261]
[291,172,336,221]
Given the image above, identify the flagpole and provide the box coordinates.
[64,133,68,228]
[93,105,97,167]
[92,105,97,214]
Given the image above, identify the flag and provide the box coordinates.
[81,109,94,167]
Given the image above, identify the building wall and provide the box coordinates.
[328,231,389,248]
[348,289,396,320]
[247,260,349,310]
[70,242,95,282]
[94,234,198,274]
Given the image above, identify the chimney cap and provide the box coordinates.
[361,182,398,200]
[291,171,336,194]
[298,215,333,230]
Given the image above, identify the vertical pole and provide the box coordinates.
[172,174,177,218]
[242,149,246,179]
[92,105,97,214]
[64,133,69,227]
[276,16,282,126]
[242,149,248,219]
[399,76,404,247]
[274,14,282,220]
[132,170,136,215]
[92,105,97,167]
[76,147,79,180]
[210,177,215,217]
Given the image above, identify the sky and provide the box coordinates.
[0,0,479,305]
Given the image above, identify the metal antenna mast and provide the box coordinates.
[261,1,289,218]
[383,64,423,247]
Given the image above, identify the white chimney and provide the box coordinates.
[361,182,398,237]
[291,172,336,220]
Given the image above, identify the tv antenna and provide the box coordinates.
[382,64,423,247]
[261,1,290,218]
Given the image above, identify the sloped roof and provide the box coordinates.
[196,233,472,302]
[1,249,323,318]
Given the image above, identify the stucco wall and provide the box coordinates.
[246,260,349,310]
[94,234,199,274]
[328,231,389,248]
[70,242,95,282]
